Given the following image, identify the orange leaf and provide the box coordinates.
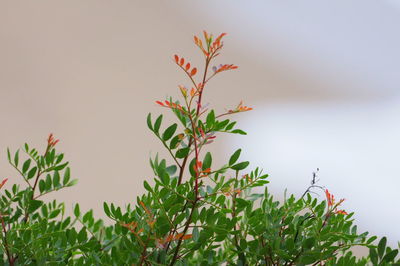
[156,101,164,106]
[203,30,209,42]
[190,68,197,76]
[203,168,211,173]
[214,33,227,46]
[174,233,184,240]
[185,63,190,71]
[179,57,184,66]
[139,201,152,216]
[174,54,179,63]
[181,234,192,240]
[335,210,348,215]
[165,234,174,242]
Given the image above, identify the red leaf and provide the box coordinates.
[156,101,164,106]
[179,57,184,66]
[190,68,197,76]
[0,178,8,189]
[185,63,190,71]
[174,55,179,63]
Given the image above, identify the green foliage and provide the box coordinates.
[0,31,399,266]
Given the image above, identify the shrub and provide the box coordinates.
[1,31,399,265]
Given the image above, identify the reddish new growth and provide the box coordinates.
[193,160,211,178]
[228,101,253,114]
[174,55,197,77]
[194,31,226,59]
[156,233,192,249]
[212,64,238,74]
[325,189,348,215]
[155,100,185,114]
[0,178,8,190]
[47,133,59,148]
[120,221,144,236]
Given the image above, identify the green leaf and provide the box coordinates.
[206,110,215,128]
[162,123,178,141]
[193,226,199,241]
[176,147,190,159]
[55,153,64,164]
[45,174,52,189]
[174,213,186,225]
[304,237,315,249]
[103,202,110,217]
[74,204,81,217]
[54,162,68,171]
[22,159,31,174]
[216,119,230,130]
[367,236,377,245]
[378,237,387,258]
[203,152,212,170]
[144,181,152,192]
[369,247,378,265]
[28,200,43,213]
[189,158,196,177]
[231,129,247,135]
[170,135,183,149]
[231,161,249,171]
[154,115,163,134]
[299,255,317,265]
[49,209,61,219]
[39,180,46,193]
[53,171,60,188]
[166,165,177,176]
[78,228,87,242]
[7,148,11,162]
[67,179,78,187]
[147,113,153,131]
[235,198,248,209]
[229,149,241,165]
[225,121,237,131]
[382,249,398,262]
[63,167,71,185]
[14,150,20,167]
[27,166,38,179]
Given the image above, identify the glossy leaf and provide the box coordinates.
[229,149,241,165]
[176,147,190,159]
[162,123,178,141]
[231,161,249,171]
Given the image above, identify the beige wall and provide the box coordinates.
[0,0,260,216]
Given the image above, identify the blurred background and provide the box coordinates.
[1,0,399,248]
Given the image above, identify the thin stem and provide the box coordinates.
[169,199,198,266]
[0,213,14,265]
[139,231,152,266]
[9,163,32,189]
[195,58,210,118]
[154,134,182,168]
